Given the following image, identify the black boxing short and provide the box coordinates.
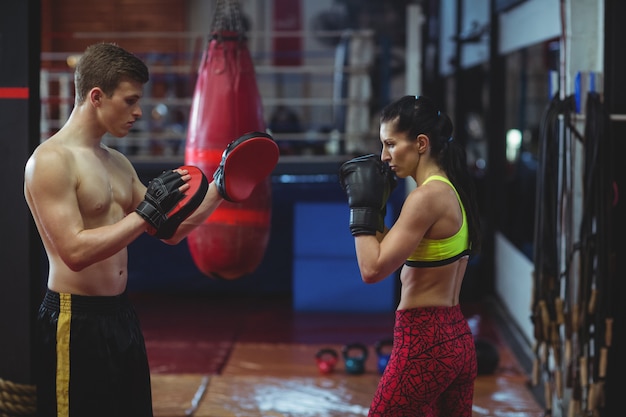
[35,289,153,417]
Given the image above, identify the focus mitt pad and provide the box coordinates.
[213,131,279,202]
[156,165,209,239]
[139,166,209,239]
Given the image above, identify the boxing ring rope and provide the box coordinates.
[40,29,377,160]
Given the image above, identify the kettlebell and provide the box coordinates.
[315,348,339,374]
[342,342,368,375]
[375,338,393,374]
[475,338,500,375]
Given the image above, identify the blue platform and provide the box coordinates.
[293,202,396,312]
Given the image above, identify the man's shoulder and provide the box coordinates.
[28,137,69,164]
[25,136,78,186]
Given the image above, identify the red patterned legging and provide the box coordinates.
[368,305,477,417]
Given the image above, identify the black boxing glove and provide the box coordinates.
[135,170,186,237]
[339,154,397,236]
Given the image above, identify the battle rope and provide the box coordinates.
[531,92,574,416]
[577,91,612,415]
[0,378,36,417]
[531,90,612,417]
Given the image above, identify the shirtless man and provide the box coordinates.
[340,95,482,416]
[24,42,275,417]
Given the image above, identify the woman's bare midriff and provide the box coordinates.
[397,257,469,310]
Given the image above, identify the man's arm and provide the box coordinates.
[24,149,147,272]
[157,132,279,245]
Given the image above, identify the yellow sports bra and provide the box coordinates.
[405,175,470,268]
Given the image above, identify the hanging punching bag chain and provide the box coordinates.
[212,0,246,40]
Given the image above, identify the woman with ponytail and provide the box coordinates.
[340,95,481,416]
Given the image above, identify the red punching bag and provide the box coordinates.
[185,7,273,279]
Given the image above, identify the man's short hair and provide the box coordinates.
[74,43,149,104]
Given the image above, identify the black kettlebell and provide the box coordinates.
[342,343,368,375]
[475,338,500,375]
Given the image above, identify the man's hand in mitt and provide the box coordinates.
[136,166,208,239]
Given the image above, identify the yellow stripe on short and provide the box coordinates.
[56,293,71,417]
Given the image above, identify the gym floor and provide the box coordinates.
[131,292,545,416]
